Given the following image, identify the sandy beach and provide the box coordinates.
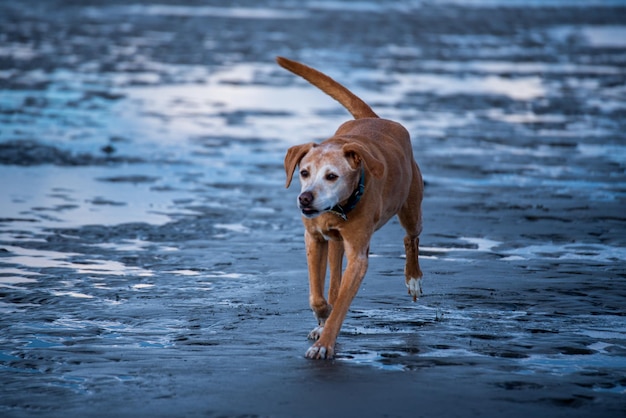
[1,1,625,417]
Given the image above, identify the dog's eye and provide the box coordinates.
[300,170,309,178]
[325,173,338,181]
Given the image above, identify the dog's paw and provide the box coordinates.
[307,325,324,340]
[305,342,334,360]
[406,277,423,302]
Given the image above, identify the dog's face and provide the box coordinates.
[295,144,359,218]
[284,139,385,219]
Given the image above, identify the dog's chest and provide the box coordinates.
[320,228,342,241]
[307,222,343,242]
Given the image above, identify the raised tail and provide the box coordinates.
[276,56,379,120]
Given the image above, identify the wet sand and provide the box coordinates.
[1,1,625,417]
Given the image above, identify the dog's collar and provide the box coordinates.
[328,166,365,221]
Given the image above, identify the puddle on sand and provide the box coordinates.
[333,295,626,380]
[0,244,153,276]
[92,4,308,20]
[501,243,626,263]
[419,236,626,264]
[550,25,626,48]
[392,73,546,101]
[0,275,38,288]
[0,165,191,229]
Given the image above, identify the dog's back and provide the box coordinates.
[276,56,378,120]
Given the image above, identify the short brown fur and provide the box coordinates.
[278,57,424,359]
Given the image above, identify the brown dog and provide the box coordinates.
[278,57,423,359]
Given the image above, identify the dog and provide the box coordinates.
[278,57,424,359]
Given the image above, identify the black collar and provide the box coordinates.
[329,166,365,221]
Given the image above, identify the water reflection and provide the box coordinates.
[0,1,624,415]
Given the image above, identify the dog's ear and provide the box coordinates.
[342,142,384,178]
[284,143,316,188]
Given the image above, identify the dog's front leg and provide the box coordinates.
[327,240,344,307]
[305,231,331,340]
[306,242,368,359]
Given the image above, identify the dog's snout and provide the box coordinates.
[299,191,314,207]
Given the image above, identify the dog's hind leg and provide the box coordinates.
[398,168,424,302]
[403,233,422,302]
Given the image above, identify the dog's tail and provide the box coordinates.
[276,56,379,120]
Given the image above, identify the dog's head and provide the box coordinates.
[284,140,384,218]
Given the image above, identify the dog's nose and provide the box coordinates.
[299,191,314,207]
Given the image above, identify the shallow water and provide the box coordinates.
[1,1,625,417]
